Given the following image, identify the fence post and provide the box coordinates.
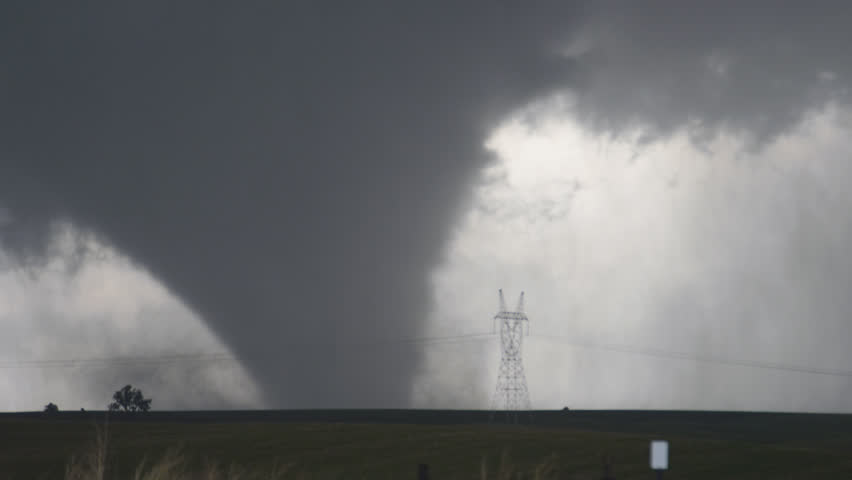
[417,463,430,480]
[602,453,615,480]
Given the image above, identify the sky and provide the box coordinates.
[2,2,852,412]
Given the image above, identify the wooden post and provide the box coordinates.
[602,453,615,480]
[417,463,429,480]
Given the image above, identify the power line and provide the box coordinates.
[3,330,850,379]
[529,333,852,378]
[367,332,495,346]
[0,352,235,369]
[0,332,496,369]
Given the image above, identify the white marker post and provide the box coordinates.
[650,440,669,479]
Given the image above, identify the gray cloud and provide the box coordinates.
[556,1,852,146]
[5,1,852,410]
[425,104,852,412]
[0,226,260,411]
[0,3,582,407]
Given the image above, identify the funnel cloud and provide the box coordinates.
[0,3,581,407]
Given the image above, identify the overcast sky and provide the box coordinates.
[2,2,852,412]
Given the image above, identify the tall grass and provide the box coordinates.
[62,418,301,480]
[65,442,298,480]
[61,421,590,479]
[65,419,109,480]
[130,449,298,480]
[477,451,575,480]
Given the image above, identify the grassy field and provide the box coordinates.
[1,410,851,479]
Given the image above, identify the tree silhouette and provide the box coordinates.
[43,402,59,414]
[108,385,152,412]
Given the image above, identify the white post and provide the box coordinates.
[650,440,669,479]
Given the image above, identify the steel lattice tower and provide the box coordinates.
[491,289,532,412]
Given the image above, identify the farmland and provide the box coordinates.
[1,410,851,479]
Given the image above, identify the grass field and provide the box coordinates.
[1,410,851,479]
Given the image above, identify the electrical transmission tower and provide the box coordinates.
[491,289,532,415]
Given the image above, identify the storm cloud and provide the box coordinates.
[420,1,852,412]
[566,1,852,144]
[4,2,852,410]
[0,3,582,407]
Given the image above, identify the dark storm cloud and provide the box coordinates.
[5,1,852,409]
[566,1,852,145]
[0,3,583,407]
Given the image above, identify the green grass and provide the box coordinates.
[1,410,851,479]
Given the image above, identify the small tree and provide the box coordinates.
[108,385,152,413]
[44,402,59,414]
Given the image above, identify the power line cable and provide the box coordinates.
[4,330,850,378]
[0,332,496,369]
[529,333,852,378]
